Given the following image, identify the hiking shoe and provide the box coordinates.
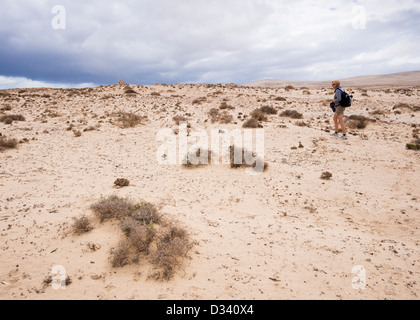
[330,132,339,137]
[340,135,348,140]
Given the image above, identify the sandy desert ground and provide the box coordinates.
[0,73,419,300]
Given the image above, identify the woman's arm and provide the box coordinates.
[334,89,342,106]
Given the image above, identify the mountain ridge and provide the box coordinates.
[244,70,420,88]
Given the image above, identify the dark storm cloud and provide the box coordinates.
[0,0,419,88]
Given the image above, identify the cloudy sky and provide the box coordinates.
[0,0,419,88]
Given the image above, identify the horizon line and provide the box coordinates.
[1,70,420,90]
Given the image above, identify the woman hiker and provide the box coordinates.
[330,80,348,140]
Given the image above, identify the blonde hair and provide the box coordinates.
[331,80,341,86]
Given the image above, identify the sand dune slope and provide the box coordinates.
[0,81,419,300]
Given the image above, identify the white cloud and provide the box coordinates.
[0,0,419,85]
[0,75,95,89]
[359,0,420,23]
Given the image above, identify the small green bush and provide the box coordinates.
[406,143,420,151]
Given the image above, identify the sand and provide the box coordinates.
[0,74,419,300]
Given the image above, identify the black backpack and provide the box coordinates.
[336,88,353,107]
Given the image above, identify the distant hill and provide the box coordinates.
[244,70,420,89]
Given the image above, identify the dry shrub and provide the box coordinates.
[285,85,295,91]
[72,215,93,235]
[347,121,367,129]
[0,105,12,111]
[242,118,260,128]
[149,223,193,281]
[208,108,219,120]
[130,225,156,255]
[393,103,411,110]
[182,148,214,168]
[124,86,137,95]
[87,242,101,252]
[229,145,268,172]
[132,202,162,225]
[242,107,276,128]
[110,241,131,267]
[406,143,420,151]
[280,110,303,119]
[0,137,18,152]
[173,115,188,125]
[42,275,72,288]
[258,106,278,115]
[90,195,138,222]
[346,115,373,129]
[406,137,420,151]
[83,126,98,132]
[0,114,26,124]
[219,102,234,110]
[110,224,155,267]
[120,219,156,254]
[295,121,310,127]
[370,109,387,116]
[114,178,130,187]
[273,96,287,101]
[347,115,369,121]
[106,200,161,226]
[218,111,234,124]
[393,103,420,113]
[115,112,144,128]
[73,130,82,137]
[192,97,207,105]
[250,109,268,122]
[320,172,333,180]
[208,108,233,124]
[42,109,61,118]
[96,196,192,280]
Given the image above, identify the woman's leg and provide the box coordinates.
[333,114,339,133]
[338,115,346,135]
